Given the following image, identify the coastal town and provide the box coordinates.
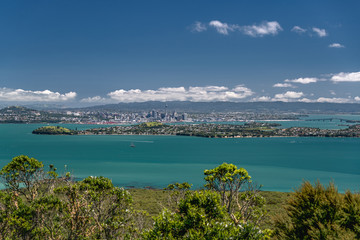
[33,122,360,138]
[0,105,303,124]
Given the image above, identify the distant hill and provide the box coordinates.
[0,106,40,114]
[3,102,360,115]
[0,106,65,123]
[77,101,360,114]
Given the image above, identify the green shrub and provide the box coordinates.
[273,181,360,240]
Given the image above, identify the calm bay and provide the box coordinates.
[1,116,360,192]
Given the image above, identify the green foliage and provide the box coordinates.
[144,190,272,239]
[273,181,360,239]
[54,176,144,239]
[164,182,192,208]
[32,126,76,135]
[342,191,360,238]
[203,163,270,237]
[0,156,146,239]
[139,122,163,128]
[164,182,192,191]
[204,162,251,213]
[5,156,360,239]
[145,163,272,239]
[0,155,45,201]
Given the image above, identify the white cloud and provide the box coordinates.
[206,20,282,37]
[331,71,360,82]
[291,26,306,34]
[209,20,237,35]
[285,77,318,84]
[0,88,76,102]
[329,43,345,48]
[316,97,352,103]
[80,96,109,103]
[188,86,228,92]
[312,27,327,37]
[262,96,360,104]
[298,98,313,103]
[251,96,271,102]
[191,21,207,32]
[274,91,304,99]
[273,83,296,88]
[106,85,254,103]
[240,21,282,37]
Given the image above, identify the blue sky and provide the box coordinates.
[0,0,359,105]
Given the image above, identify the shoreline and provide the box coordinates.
[33,132,360,138]
[31,122,360,138]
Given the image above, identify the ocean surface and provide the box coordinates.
[0,114,360,192]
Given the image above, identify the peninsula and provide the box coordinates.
[32,122,360,138]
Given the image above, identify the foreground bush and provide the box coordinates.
[146,163,272,239]
[0,155,145,239]
[144,190,272,239]
[273,181,360,239]
[5,156,359,239]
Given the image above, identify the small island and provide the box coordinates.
[32,122,360,138]
[32,126,77,135]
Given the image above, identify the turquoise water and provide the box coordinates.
[0,117,360,192]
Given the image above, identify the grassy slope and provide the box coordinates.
[129,189,290,228]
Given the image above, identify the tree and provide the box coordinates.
[273,181,360,239]
[204,163,251,213]
[204,162,265,227]
[144,190,272,240]
[0,155,66,239]
[0,155,144,239]
[145,163,271,239]
[0,155,45,202]
[164,182,192,208]
[54,176,145,239]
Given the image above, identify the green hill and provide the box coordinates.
[32,126,77,135]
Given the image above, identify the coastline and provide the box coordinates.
[32,122,360,138]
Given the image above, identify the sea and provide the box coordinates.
[0,114,360,192]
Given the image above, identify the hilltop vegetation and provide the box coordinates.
[32,126,77,135]
[0,157,272,239]
[138,122,163,128]
[1,155,360,239]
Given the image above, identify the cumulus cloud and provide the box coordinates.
[291,26,307,34]
[298,98,313,103]
[274,91,304,100]
[285,77,318,84]
[190,21,207,32]
[240,21,283,37]
[316,97,352,103]
[208,20,237,35]
[312,27,327,37]
[331,71,360,82]
[198,20,282,37]
[106,85,254,103]
[273,83,296,88]
[80,96,109,103]
[329,43,345,48]
[0,88,76,102]
[251,96,271,102]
